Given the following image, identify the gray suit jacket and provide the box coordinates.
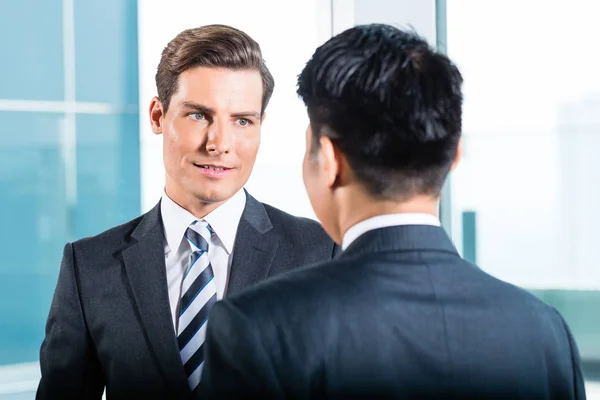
[37,193,338,400]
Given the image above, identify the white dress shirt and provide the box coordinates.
[342,213,441,250]
[161,190,246,329]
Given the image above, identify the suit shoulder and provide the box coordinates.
[228,257,344,313]
[452,258,565,320]
[71,213,145,252]
[262,203,322,230]
[262,203,331,243]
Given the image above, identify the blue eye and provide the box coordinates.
[238,118,250,126]
[190,113,205,121]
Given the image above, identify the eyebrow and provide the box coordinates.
[231,111,261,120]
[180,101,215,114]
[180,101,260,119]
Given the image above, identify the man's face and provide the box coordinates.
[153,67,263,205]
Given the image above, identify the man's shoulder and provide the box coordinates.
[71,212,148,253]
[260,202,331,243]
[437,257,570,335]
[262,202,321,229]
[459,259,555,308]
[226,256,345,314]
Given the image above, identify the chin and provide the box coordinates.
[186,184,228,203]
[181,177,231,203]
[194,191,230,204]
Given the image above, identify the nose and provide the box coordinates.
[205,119,231,155]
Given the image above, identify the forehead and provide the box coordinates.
[172,66,263,111]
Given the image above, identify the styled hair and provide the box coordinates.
[156,24,274,114]
[297,24,463,199]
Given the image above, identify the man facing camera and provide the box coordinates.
[37,25,337,400]
[198,24,586,399]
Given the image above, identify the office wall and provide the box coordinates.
[350,0,436,41]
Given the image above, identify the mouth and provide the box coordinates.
[192,163,233,178]
[194,164,229,170]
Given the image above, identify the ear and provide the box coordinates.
[319,136,340,189]
[450,137,462,171]
[149,97,164,135]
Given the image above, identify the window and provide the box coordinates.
[0,0,140,379]
[443,0,600,382]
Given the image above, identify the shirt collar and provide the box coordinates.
[342,213,441,251]
[160,189,247,255]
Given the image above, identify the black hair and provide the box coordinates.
[297,24,463,199]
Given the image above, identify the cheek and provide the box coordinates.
[235,132,261,166]
[303,162,321,201]
[163,120,183,152]
[167,120,205,155]
[169,119,195,144]
[163,130,183,162]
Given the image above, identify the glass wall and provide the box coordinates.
[0,0,140,394]
[443,0,600,383]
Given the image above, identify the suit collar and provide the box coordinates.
[342,213,441,250]
[226,191,277,296]
[342,225,458,259]
[125,203,191,397]
[239,189,273,234]
[160,189,246,255]
[130,201,162,241]
[204,189,246,254]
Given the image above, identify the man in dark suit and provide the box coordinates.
[36,25,336,400]
[198,24,586,399]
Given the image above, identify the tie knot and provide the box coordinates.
[185,220,212,252]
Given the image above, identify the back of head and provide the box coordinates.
[297,24,463,200]
[156,24,274,114]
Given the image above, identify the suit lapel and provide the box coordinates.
[122,203,190,397]
[226,193,278,297]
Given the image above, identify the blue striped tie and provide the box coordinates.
[178,220,217,391]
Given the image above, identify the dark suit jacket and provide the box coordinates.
[199,225,586,399]
[37,193,338,400]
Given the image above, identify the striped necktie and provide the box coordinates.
[178,220,217,391]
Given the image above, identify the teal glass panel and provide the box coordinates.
[75,113,140,238]
[74,0,139,105]
[0,0,64,101]
[0,111,68,365]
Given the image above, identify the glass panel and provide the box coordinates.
[445,0,600,372]
[0,110,141,368]
[74,0,139,105]
[0,111,68,365]
[0,393,36,400]
[75,113,140,238]
[0,0,64,101]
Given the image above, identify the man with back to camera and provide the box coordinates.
[198,24,586,399]
[36,24,338,400]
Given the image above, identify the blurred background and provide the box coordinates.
[0,0,598,398]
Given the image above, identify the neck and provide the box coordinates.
[164,185,226,220]
[335,188,439,243]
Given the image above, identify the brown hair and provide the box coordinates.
[155,24,275,114]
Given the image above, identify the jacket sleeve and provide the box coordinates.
[197,300,283,399]
[557,311,587,400]
[37,243,105,400]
